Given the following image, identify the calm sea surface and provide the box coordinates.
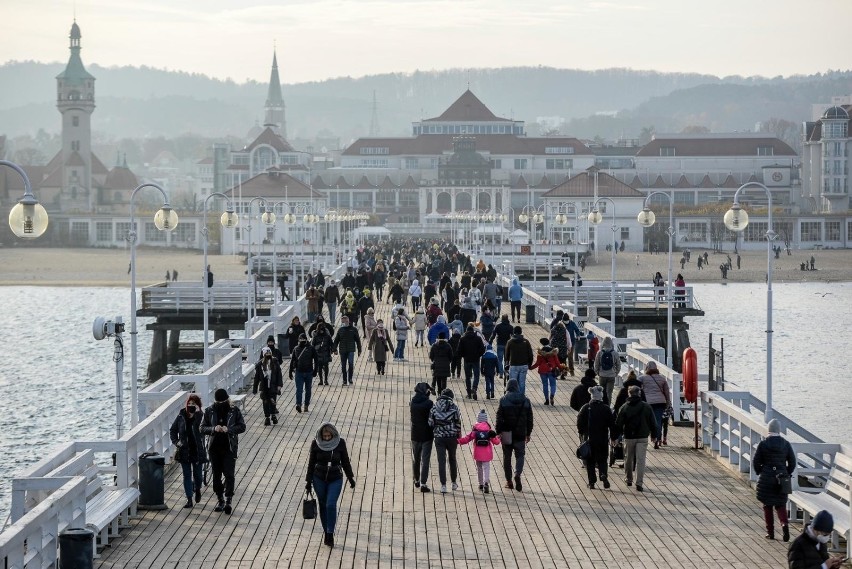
[0,283,849,522]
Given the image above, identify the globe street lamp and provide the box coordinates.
[201,193,238,370]
[724,182,778,422]
[588,198,617,334]
[519,206,544,283]
[637,191,675,368]
[244,197,273,323]
[2,160,49,239]
[129,183,178,426]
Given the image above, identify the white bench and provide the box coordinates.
[231,392,248,411]
[788,451,852,556]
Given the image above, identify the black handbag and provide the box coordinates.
[576,406,592,460]
[302,490,317,519]
[777,473,793,494]
[612,440,625,461]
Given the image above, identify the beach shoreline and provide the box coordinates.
[0,247,850,286]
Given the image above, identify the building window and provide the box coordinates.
[173,222,195,243]
[677,222,707,242]
[360,147,389,155]
[145,222,167,242]
[359,159,388,168]
[545,147,574,155]
[353,193,372,208]
[620,227,630,240]
[399,192,418,207]
[826,221,841,241]
[800,221,821,242]
[71,222,89,242]
[376,192,395,207]
[659,147,676,157]
[823,122,848,139]
[490,159,502,169]
[72,116,79,127]
[757,146,774,156]
[743,221,768,242]
[546,159,572,170]
[514,159,528,170]
[95,222,112,242]
[404,158,418,170]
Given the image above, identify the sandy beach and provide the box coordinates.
[0,246,849,286]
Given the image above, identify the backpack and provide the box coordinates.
[475,429,491,447]
[600,349,614,371]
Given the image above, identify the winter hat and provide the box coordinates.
[539,338,549,346]
[506,378,520,392]
[644,360,658,373]
[812,510,834,533]
[298,333,307,341]
[589,386,604,401]
[441,388,455,399]
[477,409,489,423]
[261,346,272,356]
[767,419,781,434]
[415,382,432,396]
[214,388,229,402]
[266,335,275,344]
[513,326,523,335]
[584,368,597,380]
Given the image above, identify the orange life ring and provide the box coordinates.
[682,347,698,403]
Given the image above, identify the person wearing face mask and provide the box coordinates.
[169,394,207,508]
[306,423,356,548]
[311,324,334,386]
[200,389,246,514]
[753,418,796,541]
[788,510,844,569]
[253,346,283,426]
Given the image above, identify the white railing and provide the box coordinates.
[544,283,698,312]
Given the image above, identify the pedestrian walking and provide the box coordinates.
[480,344,499,399]
[457,409,501,493]
[458,323,486,399]
[508,278,523,322]
[787,510,844,568]
[305,423,356,548]
[753,418,796,541]
[324,279,340,323]
[200,389,246,514]
[169,394,207,508]
[614,385,657,492]
[367,319,394,375]
[428,331,454,394]
[570,369,599,415]
[285,316,305,356]
[253,346,283,425]
[429,388,461,493]
[413,306,427,347]
[530,338,561,405]
[504,326,534,395]
[265,335,283,365]
[638,360,671,448]
[593,336,621,404]
[311,324,333,386]
[489,313,513,380]
[495,378,534,491]
[410,382,434,492]
[289,334,319,413]
[393,308,412,361]
[332,315,361,385]
[577,386,615,489]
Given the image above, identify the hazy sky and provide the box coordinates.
[3,0,851,84]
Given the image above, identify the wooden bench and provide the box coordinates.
[788,451,852,556]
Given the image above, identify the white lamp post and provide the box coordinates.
[201,192,238,370]
[637,191,675,368]
[588,198,617,333]
[724,182,777,422]
[2,160,49,239]
[243,197,274,323]
[129,183,178,426]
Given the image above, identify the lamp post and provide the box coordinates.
[637,191,675,368]
[201,193,238,370]
[724,182,777,422]
[244,197,273,323]
[519,206,544,284]
[129,183,178,426]
[2,160,49,239]
[588,197,617,333]
[500,207,516,278]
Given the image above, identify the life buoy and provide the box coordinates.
[682,347,698,403]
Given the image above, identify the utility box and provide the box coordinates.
[138,453,167,510]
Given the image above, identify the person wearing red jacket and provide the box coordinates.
[530,338,562,406]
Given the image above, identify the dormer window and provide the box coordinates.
[757,146,774,156]
[659,146,676,157]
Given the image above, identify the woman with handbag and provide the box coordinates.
[576,386,615,489]
[638,360,671,448]
[367,319,394,375]
[752,418,796,541]
[169,394,207,508]
[305,423,356,548]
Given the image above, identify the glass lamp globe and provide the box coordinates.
[9,201,49,239]
[220,210,239,228]
[588,209,603,225]
[325,212,335,221]
[554,213,567,225]
[285,213,296,224]
[724,205,749,231]
[637,208,656,227]
[154,206,179,231]
[518,213,529,223]
[499,214,507,222]
[261,211,276,225]
[533,213,544,225]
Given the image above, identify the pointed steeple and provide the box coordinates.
[263,49,287,138]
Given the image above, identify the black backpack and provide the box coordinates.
[475,429,491,447]
[600,349,615,371]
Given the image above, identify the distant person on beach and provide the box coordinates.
[753,418,795,542]
[172,269,178,281]
[201,388,246,515]
[810,256,816,271]
[720,264,729,279]
[736,254,741,270]
[170,394,206,509]
[165,270,171,282]
[127,262,131,275]
[207,265,214,287]
[305,422,356,548]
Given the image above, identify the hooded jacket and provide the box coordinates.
[480,348,499,377]
[253,357,284,395]
[428,393,462,438]
[570,373,599,411]
[505,333,534,367]
[495,379,534,440]
[170,408,207,464]
[614,396,658,440]
[458,421,500,461]
[306,423,355,483]
[201,401,246,458]
[479,311,496,338]
[549,320,570,358]
[427,315,450,345]
[531,345,561,375]
[489,319,514,346]
[332,323,362,354]
[613,376,645,414]
[410,383,434,442]
[753,434,796,507]
[508,278,523,302]
[594,336,622,378]
[639,369,671,406]
[429,339,454,378]
[311,329,334,364]
[577,399,615,445]
[457,329,486,363]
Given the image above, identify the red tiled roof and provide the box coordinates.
[41,167,65,188]
[342,134,591,157]
[637,136,796,157]
[543,169,644,198]
[425,90,510,122]
[197,157,214,165]
[244,126,295,153]
[224,171,322,199]
[91,154,109,175]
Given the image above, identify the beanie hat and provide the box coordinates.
[298,333,307,341]
[441,388,455,399]
[767,418,781,434]
[584,368,597,379]
[513,326,522,335]
[477,409,489,423]
[589,386,604,401]
[812,510,834,533]
[266,335,275,344]
[214,388,229,402]
[539,338,549,346]
[261,346,272,356]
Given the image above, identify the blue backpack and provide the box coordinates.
[600,350,615,371]
[475,429,491,447]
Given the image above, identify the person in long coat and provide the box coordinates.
[252,346,283,425]
[577,386,615,489]
[170,394,207,508]
[429,331,454,394]
[367,320,394,375]
[753,418,796,541]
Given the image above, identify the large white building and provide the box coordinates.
[802,105,850,213]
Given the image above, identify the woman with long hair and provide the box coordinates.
[305,423,356,548]
[169,394,207,508]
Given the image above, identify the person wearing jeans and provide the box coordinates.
[289,334,318,413]
[170,394,206,508]
[495,378,534,491]
[504,326,534,395]
[410,382,434,492]
[393,309,411,361]
[332,316,361,385]
[306,423,356,548]
[428,388,462,493]
[457,324,485,399]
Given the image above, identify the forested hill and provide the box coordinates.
[1,62,850,142]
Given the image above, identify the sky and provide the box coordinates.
[2,0,851,84]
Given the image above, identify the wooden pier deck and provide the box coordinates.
[96,302,789,568]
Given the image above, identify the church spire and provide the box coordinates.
[263,49,287,138]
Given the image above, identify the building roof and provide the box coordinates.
[104,166,138,190]
[543,168,644,198]
[424,90,510,122]
[91,153,108,175]
[56,22,94,83]
[804,105,852,143]
[65,151,86,167]
[823,106,849,120]
[636,135,797,157]
[354,176,375,190]
[244,126,295,153]
[197,157,214,165]
[266,51,284,108]
[225,171,322,199]
[342,134,591,157]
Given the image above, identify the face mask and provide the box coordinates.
[187,405,197,414]
[816,533,831,544]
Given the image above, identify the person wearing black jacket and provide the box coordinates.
[495,378,534,491]
[324,280,340,324]
[457,324,486,400]
[428,332,454,394]
[788,510,843,569]
[305,423,356,548]
[410,382,435,492]
[488,314,513,379]
[612,370,644,415]
[753,418,796,541]
[332,316,362,385]
[289,334,319,413]
[311,325,334,386]
[577,386,615,489]
[200,389,247,514]
[265,335,283,365]
[253,347,283,425]
[170,394,207,508]
[448,328,462,379]
[285,316,305,356]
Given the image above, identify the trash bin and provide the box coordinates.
[138,452,167,510]
[59,528,94,569]
[278,333,290,358]
[525,304,536,324]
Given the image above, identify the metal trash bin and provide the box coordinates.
[138,452,167,510]
[525,304,536,324]
[59,528,94,569]
[278,333,290,358]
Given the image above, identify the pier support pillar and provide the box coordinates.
[167,330,181,364]
[673,327,691,373]
[214,329,229,342]
[147,330,168,380]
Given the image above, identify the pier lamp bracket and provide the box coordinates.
[93,316,125,341]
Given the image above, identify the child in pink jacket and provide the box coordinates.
[457,409,501,493]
